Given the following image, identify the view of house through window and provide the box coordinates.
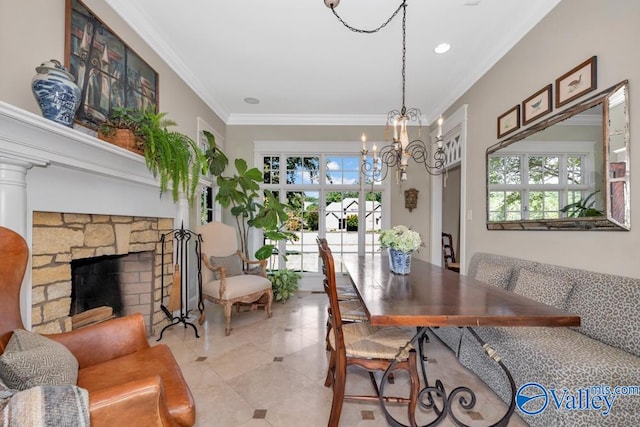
[261,152,386,273]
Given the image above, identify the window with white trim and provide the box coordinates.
[255,141,389,274]
[488,150,594,221]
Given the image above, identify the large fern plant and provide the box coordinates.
[101,107,206,203]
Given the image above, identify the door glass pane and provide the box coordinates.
[284,190,319,272]
[364,191,382,254]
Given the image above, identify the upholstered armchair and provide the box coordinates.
[197,222,273,336]
[0,226,195,426]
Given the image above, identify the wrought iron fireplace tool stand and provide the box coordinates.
[157,224,202,340]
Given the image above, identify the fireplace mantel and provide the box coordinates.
[0,101,206,328]
[0,100,167,189]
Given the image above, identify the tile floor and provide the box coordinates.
[155,290,528,427]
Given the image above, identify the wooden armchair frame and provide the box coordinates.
[197,222,273,336]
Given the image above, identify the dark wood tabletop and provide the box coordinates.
[343,255,581,328]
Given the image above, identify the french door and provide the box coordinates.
[256,142,389,274]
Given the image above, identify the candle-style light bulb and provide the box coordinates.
[437,116,443,138]
[393,119,398,140]
[400,119,409,150]
[361,133,366,151]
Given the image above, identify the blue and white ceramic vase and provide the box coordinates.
[388,248,412,275]
[31,59,81,127]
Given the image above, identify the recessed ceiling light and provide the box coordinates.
[464,0,481,5]
[244,97,260,105]
[434,43,451,54]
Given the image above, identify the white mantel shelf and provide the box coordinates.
[0,100,162,188]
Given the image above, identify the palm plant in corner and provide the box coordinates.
[202,130,296,261]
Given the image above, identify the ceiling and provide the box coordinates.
[105,0,561,126]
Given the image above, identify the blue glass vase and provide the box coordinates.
[388,248,412,275]
[31,59,81,127]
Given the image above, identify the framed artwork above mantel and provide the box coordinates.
[65,0,158,128]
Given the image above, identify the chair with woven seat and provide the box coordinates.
[318,240,420,426]
[197,221,273,336]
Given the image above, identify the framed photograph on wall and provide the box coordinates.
[522,84,552,125]
[497,105,520,139]
[555,56,597,108]
[65,0,158,127]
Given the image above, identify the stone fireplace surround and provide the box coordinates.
[32,211,173,335]
[0,101,205,333]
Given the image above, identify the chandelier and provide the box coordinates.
[324,0,445,182]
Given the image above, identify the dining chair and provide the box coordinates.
[441,232,460,273]
[318,240,420,427]
[197,222,273,335]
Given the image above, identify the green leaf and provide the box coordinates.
[255,244,275,260]
[235,158,248,175]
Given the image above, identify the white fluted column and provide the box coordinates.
[0,158,33,237]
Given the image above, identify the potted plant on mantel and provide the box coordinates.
[98,107,206,203]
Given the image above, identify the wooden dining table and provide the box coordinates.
[342,254,581,427]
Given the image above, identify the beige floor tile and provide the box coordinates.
[162,292,527,427]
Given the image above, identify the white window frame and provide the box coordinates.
[254,140,390,272]
[488,140,596,221]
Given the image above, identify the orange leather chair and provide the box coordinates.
[0,226,195,426]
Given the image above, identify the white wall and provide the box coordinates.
[443,0,640,278]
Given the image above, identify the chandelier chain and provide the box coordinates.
[325,0,445,182]
[401,2,407,114]
[329,1,405,34]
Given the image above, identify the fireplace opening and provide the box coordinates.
[70,254,125,317]
[69,251,154,330]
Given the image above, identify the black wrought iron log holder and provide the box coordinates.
[378,327,516,427]
[157,225,202,341]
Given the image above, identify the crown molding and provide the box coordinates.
[105,0,230,123]
[226,114,394,126]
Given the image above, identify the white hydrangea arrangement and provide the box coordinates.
[379,225,422,253]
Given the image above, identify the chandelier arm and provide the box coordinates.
[406,139,446,173]
[329,1,405,34]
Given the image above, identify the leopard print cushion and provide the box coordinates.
[460,326,640,426]
[468,253,539,291]
[565,270,640,357]
[512,269,574,310]
[474,262,512,289]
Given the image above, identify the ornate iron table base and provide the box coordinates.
[378,327,516,427]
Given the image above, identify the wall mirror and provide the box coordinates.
[486,80,629,230]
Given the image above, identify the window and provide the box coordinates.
[488,151,593,221]
[255,141,389,274]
